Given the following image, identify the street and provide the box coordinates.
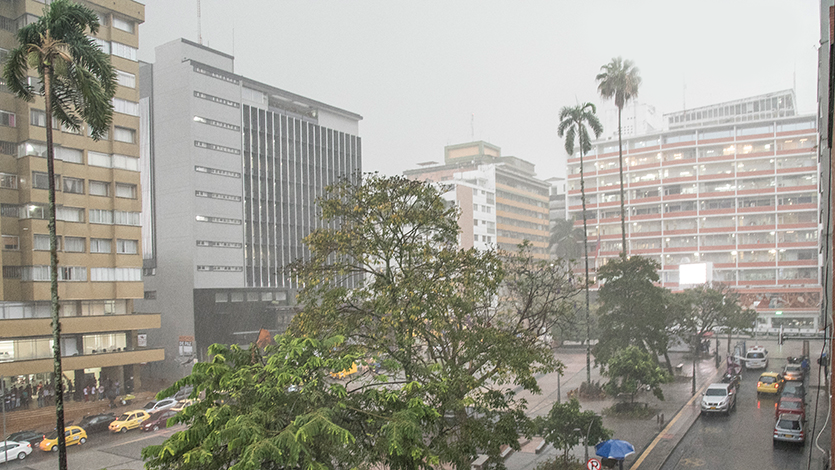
[662,348,830,470]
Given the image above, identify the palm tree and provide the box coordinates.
[549,218,584,262]
[596,57,641,257]
[558,103,602,385]
[3,2,115,468]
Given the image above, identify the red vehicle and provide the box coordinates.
[775,396,806,421]
[141,410,177,432]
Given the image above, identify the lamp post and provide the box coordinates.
[574,416,596,463]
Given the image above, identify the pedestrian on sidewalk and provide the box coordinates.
[98,383,104,401]
[36,383,43,407]
[83,385,89,402]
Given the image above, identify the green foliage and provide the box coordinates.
[534,398,611,463]
[557,104,603,158]
[602,346,672,403]
[290,174,579,469]
[549,219,584,264]
[534,457,588,470]
[671,283,757,350]
[142,335,365,470]
[593,256,671,367]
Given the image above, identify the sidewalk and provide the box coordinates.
[506,347,720,470]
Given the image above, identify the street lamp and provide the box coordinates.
[573,416,597,463]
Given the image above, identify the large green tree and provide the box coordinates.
[596,57,641,256]
[593,255,672,373]
[290,173,579,469]
[534,398,611,464]
[3,1,115,468]
[557,103,602,385]
[602,346,672,404]
[549,218,584,262]
[672,282,757,356]
[142,335,364,470]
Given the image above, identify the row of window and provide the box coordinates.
[214,290,289,303]
[30,172,136,198]
[592,231,818,250]
[0,299,129,320]
[29,109,137,142]
[0,204,141,225]
[89,37,137,61]
[0,332,127,363]
[1,234,137,254]
[3,266,141,282]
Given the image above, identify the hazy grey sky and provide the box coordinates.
[138,1,820,180]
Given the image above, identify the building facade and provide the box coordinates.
[137,39,362,380]
[0,0,162,394]
[405,141,550,258]
[567,90,821,333]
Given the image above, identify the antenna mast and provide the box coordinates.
[197,0,203,45]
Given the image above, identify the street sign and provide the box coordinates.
[587,458,601,470]
[179,335,194,356]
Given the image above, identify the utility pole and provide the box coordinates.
[692,331,697,396]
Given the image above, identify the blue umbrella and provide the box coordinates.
[595,439,635,460]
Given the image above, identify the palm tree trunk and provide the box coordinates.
[43,67,68,470]
[617,107,627,257]
[579,147,591,386]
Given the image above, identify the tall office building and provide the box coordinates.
[137,39,362,380]
[567,90,821,333]
[405,141,550,258]
[0,0,162,393]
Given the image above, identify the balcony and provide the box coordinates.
[0,313,161,339]
[0,348,165,377]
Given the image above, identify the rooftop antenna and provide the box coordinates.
[197,0,203,45]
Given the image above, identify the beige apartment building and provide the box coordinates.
[0,0,162,394]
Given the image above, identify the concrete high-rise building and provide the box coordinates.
[0,0,162,394]
[567,90,821,333]
[404,141,550,258]
[137,39,362,380]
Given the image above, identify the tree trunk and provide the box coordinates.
[663,351,674,375]
[617,107,627,257]
[44,67,68,470]
[579,140,591,386]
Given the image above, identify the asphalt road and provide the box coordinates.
[661,359,830,470]
[0,425,178,470]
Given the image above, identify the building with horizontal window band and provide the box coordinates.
[137,39,362,381]
[0,0,163,395]
[566,90,822,334]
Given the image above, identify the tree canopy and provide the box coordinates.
[671,282,757,349]
[534,398,611,464]
[602,346,672,403]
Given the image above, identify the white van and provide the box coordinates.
[745,346,768,370]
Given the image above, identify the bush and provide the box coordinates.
[602,402,658,419]
[534,456,587,470]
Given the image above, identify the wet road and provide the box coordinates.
[661,359,830,470]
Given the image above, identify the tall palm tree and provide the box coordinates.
[3,2,115,468]
[549,217,584,262]
[557,103,602,385]
[596,57,641,257]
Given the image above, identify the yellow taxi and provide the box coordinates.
[108,410,151,433]
[39,426,87,452]
[756,371,784,395]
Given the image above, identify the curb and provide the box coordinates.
[630,369,721,470]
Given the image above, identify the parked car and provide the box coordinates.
[757,372,784,395]
[701,383,737,415]
[171,399,198,412]
[781,381,806,400]
[39,426,87,451]
[775,396,806,421]
[782,363,804,382]
[141,410,177,432]
[77,413,117,434]
[108,410,150,433]
[5,430,43,446]
[0,440,32,462]
[142,398,178,414]
[773,413,805,445]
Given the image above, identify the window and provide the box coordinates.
[89,37,110,54]
[115,70,135,88]
[113,211,140,225]
[144,290,157,300]
[90,267,141,281]
[22,265,86,281]
[0,110,15,127]
[89,209,113,224]
[112,98,139,116]
[30,109,46,127]
[112,16,134,33]
[112,154,139,171]
[89,181,110,196]
[0,173,17,189]
[2,235,18,250]
[115,183,136,199]
[111,42,137,61]
[88,151,111,168]
[114,126,135,143]
[87,126,108,140]
[116,239,137,254]
[90,238,112,253]
[32,172,58,190]
[34,234,62,251]
[57,207,84,222]
[56,147,83,164]
[215,293,228,303]
[63,177,84,194]
[18,141,47,158]
[63,237,85,253]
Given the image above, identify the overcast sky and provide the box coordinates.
[137,1,820,180]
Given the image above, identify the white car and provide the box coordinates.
[745,346,768,370]
[142,398,178,414]
[701,383,737,415]
[0,440,33,462]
